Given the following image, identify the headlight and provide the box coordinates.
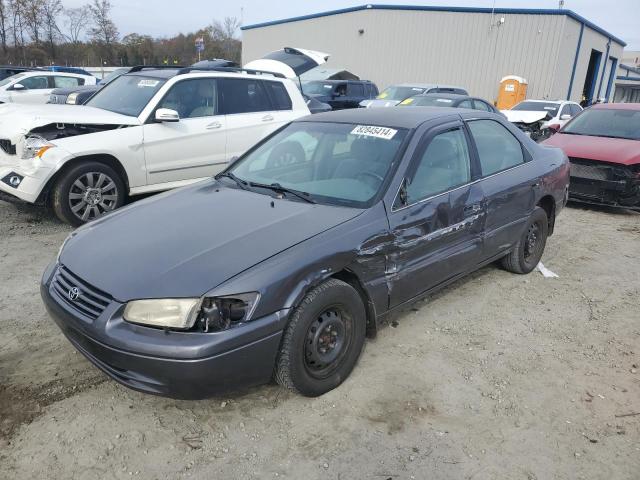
[124,298,203,330]
[123,292,260,332]
[22,135,54,159]
[66,93,80,105]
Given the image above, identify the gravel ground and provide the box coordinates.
[1,198,639,480]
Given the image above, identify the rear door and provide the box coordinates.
[386,120,484,307]
[222,77,285,160]
[465,118,536,259]
[142,77,228,185]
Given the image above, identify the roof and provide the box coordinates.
[241,4,626,47]
[295,105,465,129]
[417,93,469,100]
[126,69,181,79]
[591,103,640,111]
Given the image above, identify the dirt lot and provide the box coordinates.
[1,198,639,480]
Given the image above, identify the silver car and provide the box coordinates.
[360,83,468,108]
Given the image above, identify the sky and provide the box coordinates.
[64,0,640,50]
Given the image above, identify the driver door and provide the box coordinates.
[142,78,228,186]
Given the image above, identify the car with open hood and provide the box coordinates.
[42,107,569,399]
[542,103,640,210]
[360,83,468,108]
[502,100,582,141]
[0,49,326,225]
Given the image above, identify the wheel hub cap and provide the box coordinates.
[68,172,118,222]
[305,310,346,371]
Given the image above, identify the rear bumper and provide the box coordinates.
[41,262,289,399]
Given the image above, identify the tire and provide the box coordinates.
[275,279,367,397]
[500,206,549,274]
[51,162,125,227]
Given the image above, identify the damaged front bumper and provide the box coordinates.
[569,158,640,210]
[513,121,552,143]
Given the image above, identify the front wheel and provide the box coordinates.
[275,279,366,397]
[500,206,549,274]
[51,162,125,226]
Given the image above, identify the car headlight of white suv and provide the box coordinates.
[22,135,54,159]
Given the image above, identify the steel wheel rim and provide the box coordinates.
[524,221,542,263]
[68,172,118,222]
[304,305,353,379]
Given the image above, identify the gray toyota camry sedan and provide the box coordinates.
[42,107,570,399]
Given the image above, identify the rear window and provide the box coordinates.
[265,81,292,110]
[512,101,559,116]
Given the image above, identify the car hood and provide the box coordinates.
[60,180,362,302]
[542,133,640,166]
[502,110,549,124]
[361,99,401,108]
[0,104,139,143]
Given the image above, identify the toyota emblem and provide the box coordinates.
[68,287,80,301]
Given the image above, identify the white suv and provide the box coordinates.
[0,64,311,225]
[0,71,96,104]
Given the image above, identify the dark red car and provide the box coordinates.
[543,103,640,210]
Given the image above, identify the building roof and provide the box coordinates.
[241,4,626,47]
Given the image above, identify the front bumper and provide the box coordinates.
[0,154,54,204]
[41,262,289,399]
[569,159,640,210]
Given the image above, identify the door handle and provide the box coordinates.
[206,121,222,129]
[261,114,274,122]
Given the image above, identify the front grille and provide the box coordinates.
[0,139,16,155]
[50,265,111,320]
[570,162,610,181]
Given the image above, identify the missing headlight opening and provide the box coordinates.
[199,297,249,332]
[28,123,128,141]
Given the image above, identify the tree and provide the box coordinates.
[23,0,44,46]
[88,0,117,63]
[0,0,8,54]
[210,16,240,62]
[62,6,89,44]
[41,0,62,58]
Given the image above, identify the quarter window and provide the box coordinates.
[158,79,219,118]
[264,81,292,110]
[468,120,525,176]
[222,78,272,114]
[406,128,471,203]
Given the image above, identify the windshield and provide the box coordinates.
[304,82,335,95]
[99,68,128,85]
[512,101,559,116]
[85,74,166,116]
[400,96,456,107]
[378,86,426,101]
[562,109,640,140]
[0,73,23,87]
[226,122,408,208]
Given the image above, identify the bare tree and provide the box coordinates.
[62,6,89,44]
[23,0,44,46]
[41,0,61,58]
[210,16,240,61]
[89,0,117,62]
[0,1,8,54]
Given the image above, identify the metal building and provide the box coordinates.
[241,5,626,104]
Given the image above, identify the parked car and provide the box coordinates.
[43,107,569,399]
[542,103,640,210]
[502,100,582,141]
[0,70,96,104]
[43,65,94,77]
[191,59,239,69]
[302,79,378,110]
[360,83,468,108]
[398,93,505,117]
[48,66,183,105]
[0,65,37,81]
[0,60,314,225]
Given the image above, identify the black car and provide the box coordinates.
[42,108,569,399]
[0,65,36,81]
[48,67,130,105]
[303,79,378,110]
[400,92,505,117]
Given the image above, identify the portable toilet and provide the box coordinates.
[497,75,528,110]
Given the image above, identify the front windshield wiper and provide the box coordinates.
[559,131,584,135]
[216,172,249,190]
[248,181,316,204]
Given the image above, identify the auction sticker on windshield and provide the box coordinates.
[138,79,160,88]
[351,125,397,140]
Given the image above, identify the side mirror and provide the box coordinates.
[11,83,25,91]
[155,108,179,122]
[560,114,572,120]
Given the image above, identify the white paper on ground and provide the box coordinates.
[536,262,559,278]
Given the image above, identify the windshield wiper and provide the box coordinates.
[248,181,316,204]
[216,172,249,190]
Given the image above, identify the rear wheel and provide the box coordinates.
[51,162,125,226]
[501,206,549,274]
[275,279,366,397]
